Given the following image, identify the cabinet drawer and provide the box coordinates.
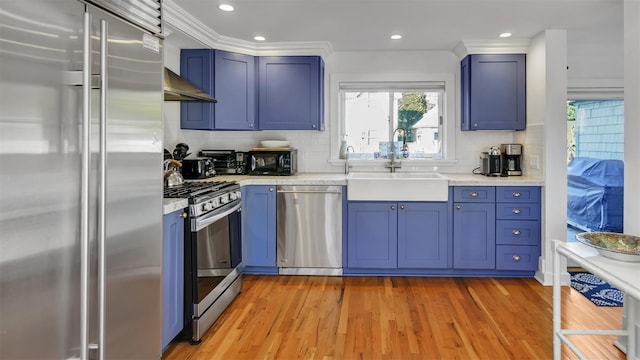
[496,220,540,245]
[496,203,540,220]
[496,187,540,203]
[453,187,495,202]
[496,245,538,271]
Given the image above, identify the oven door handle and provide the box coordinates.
[194,202,241,232]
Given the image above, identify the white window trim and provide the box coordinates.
[328,72,457,169]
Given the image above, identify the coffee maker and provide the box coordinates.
[501,144,522,176]
[480,146,502,176]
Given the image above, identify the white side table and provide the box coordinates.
[553,240,640,359]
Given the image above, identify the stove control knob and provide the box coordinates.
[203,202,213,211]
[212,198,220,208]
[219,194,229,204]
[236,190,242,199]
[229,192,237,201]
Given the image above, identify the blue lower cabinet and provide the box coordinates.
[347,202,397,268]
[162,209,185,350]
[453,202,496,269]
[397,202,449,269]
[242,186,277,272]
[496,245,538,270]
[347,201,449,269]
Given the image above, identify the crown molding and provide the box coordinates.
[453,39,530,59]
[163,0,333,59]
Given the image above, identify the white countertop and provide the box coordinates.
[164,172,543,214]
[223,173,542,186]
[163,198,189,215]
[192,172,543,186]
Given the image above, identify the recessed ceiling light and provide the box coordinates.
[390,34,402,40]
[254,35,266,41]
[499,32,512,38]
[218,4,234,11]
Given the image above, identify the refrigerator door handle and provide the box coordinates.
[97,18,108,360]
[80,10,91,360]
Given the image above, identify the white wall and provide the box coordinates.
[526,30,568,285]
[624,0,640,237]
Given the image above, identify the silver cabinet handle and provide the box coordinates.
[180,212,188,219]
[512,229,521,235]
[513,255,521,261]
[513,192,521,197]
[512,208,521,214]
[400,205,405,210]
[391,205,396,210]
[470,191,478,197]
[455,205,461,210]
[269,187,274,192]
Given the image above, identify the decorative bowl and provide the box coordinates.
[575,232,640,262]
[260,140,290,148]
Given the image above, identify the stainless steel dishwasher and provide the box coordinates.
[276,185,343,275]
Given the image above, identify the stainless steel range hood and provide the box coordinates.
[164,68,217,102]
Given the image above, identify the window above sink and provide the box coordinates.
[340,82,446,160]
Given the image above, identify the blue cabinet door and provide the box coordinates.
[180,49,256,130]
[180,49,215,130]
[214,50,256,130]
[162,209,185,349]
[347,202,397,268]
[461,54,526,131]
[258,56,324,130]
[398,202,449,269]
[453,202,496,269]
[242,186,276,267]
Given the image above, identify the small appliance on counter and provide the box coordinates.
[199,149,248,175]
[501,144,523,176]
[248,148,297,176]
[172,142,191,161]
[480,146,503,177]
[181,157,216,179]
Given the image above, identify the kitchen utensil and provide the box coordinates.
[173,143,191,161]
[164,159,184,187]
[164,148,173,160]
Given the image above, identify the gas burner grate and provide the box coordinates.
[163,181,236,199]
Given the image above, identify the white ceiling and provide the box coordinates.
[171,0,623,52]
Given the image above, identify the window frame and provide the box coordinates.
[340,86,445,159]
[329,72,456,167]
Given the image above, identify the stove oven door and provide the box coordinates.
[190,202,242,315]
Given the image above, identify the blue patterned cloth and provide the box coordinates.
[569,272,624,307]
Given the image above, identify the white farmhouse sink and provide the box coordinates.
[347,172,449,201]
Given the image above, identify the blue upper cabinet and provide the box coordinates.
[180,49,214,130]
[180,49,257,130]
[258,56,324,131]
[460,54,526,131]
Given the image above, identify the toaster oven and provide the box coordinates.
[199,149,248,175]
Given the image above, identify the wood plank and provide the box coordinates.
[162,275,626,360]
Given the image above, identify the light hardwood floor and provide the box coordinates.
[163,275,625,360]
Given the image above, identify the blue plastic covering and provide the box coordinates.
[567,157,624,232]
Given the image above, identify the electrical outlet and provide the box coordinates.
[530,155,539,169]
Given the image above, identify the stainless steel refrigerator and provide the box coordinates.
[0,0,164,358]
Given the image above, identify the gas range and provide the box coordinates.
[165,180,244,344]
[163,181,241,218]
